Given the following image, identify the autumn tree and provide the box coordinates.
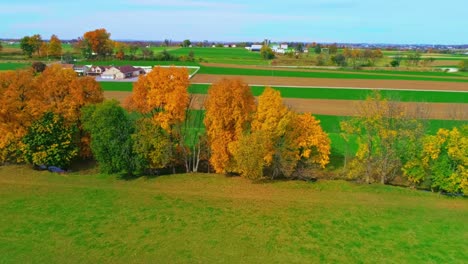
[39,42,49,58]
[344,48,362,69]
[79,28,114,58]
[48,34,62,58]
[0,66,102,163]
[340,90,424,184]
[125,66,190,130]
[279,113,331,178]
[0,42,3,52]
[114,42,127,60]
[204,78,255,173]
[403,126,467,194]
[232,131,269,180]
[0,69,40,163]
[22,112,78,168]
[35,64,103,157]
[125,66,190,172]
[82,100,136,174]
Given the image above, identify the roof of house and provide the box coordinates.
[60,64,74,69]
[116,65,143,74]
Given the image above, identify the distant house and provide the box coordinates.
[87,66,108,76]
[101,66,144,80]
[280,44,288,49]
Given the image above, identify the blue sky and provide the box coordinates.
[1,0,467,44]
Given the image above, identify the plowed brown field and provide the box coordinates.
[191,74,468,91]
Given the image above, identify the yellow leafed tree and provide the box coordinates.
[246,87,330,179]
[204,78,255,173]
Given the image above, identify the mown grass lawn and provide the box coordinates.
[0,165,467,263]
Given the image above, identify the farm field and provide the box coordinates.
[197,66,468,83]
[1,165,467,263]
[0,62,30,71]
[192,74,468,91]
[203,63,468,78]
[100,82,468,103]
[168,47,269,65]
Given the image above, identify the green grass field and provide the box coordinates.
[0,62,30,71]
[198,66,468,82]
[0,165,466,263]
[168,47,269,65]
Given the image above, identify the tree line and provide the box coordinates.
[0,65,465,194]
[18,29,196,62]
[0,65,330,180]
[341,91,467,194]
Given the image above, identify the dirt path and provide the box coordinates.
[200,63,468,81]
[191,74,468,91]
[104,91,468,120]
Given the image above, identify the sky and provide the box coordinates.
[1,0,467,44]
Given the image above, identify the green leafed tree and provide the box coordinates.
[260,45,275,60]
[132,117,172,173]
[340,90,424,184]
[82,100,135,174]
[403,126,467,194]
[22,112,78,168]
[20,36,35,58]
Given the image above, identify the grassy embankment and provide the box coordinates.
[0,165,466,263]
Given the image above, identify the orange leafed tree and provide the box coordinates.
[35,64,103,122]
[0,69,41,162]
[125,66,190,131]
[35,64,103,157]
[204,78,255,173]
[82,28,114,57]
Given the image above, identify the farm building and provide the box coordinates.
[249,44,263,51]
[101,66,144,80]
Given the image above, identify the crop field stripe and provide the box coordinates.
[191,82,468,93]
[198,67,468,82]
[100,83,468,103]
